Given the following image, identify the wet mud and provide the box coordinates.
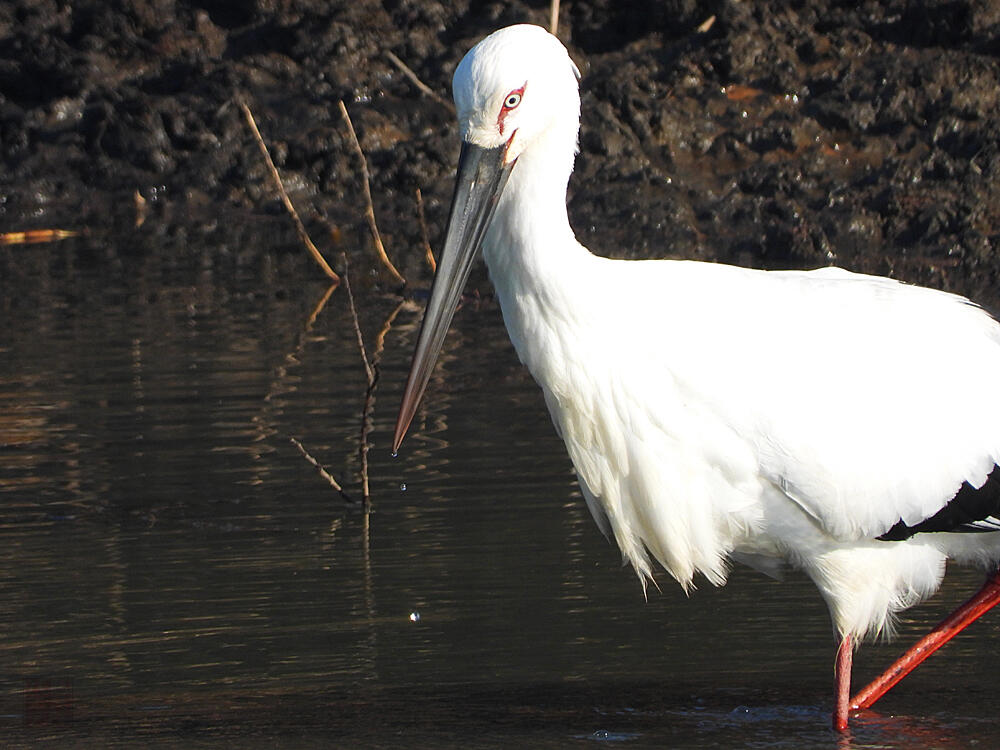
[2,0,999,294]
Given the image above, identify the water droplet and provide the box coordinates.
[391,451,398,459]
[409,611,421,623]
[399,483,407,492]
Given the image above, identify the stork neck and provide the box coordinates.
[480,127,604,383]
[482,127,584,281]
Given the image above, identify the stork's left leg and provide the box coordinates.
[833,634,853,731]
[850,567,1000,712]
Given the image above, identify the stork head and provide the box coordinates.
[452,24,581,164]
[393,26,580,452]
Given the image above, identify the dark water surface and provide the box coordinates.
[2,233,999,748]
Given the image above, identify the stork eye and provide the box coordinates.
[504,92,522,109]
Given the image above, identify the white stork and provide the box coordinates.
[392,25,1000,731]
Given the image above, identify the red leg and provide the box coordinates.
[850,568,1000,711]
[833,634,853,731]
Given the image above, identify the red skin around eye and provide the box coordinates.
[497,84,526,136]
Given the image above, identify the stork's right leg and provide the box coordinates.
[833,635,853,731]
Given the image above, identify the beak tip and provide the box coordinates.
[392,411,412,455]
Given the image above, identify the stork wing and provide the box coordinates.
[734,267,1000,541]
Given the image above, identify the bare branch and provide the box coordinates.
[337,100,407,287]
[290,437,357,505]
[340,253,374,385]
[341,253,377,505]
[415,187,437,273]
[359,368,378,503]
[0,229,80,245]
[241,101,341,284]
[386,51,455,114]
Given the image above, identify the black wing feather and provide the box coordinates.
[879,465,1000,541]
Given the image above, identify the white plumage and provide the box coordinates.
[495,231,1000,641]
[393,24,1000,729]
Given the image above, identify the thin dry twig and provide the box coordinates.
[415,187,437,272]
[549,0,560,35]
[341,254,374,384]
[290,437,357,505]
[386,51,456,114]
[337,100,407,287]
[339,255,404,506]
[359,372,378,504]
[134,189,148,228]
[0,229,80,245]
[241,100,341,284]
[341,253,375,505]
[271,287,349,503]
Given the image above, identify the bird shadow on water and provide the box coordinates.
[564,690,978,750]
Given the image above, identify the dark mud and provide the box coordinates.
[2,1,999,294]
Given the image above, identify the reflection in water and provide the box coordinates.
[1,235,999,748]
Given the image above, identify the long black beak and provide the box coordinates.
[393,142,514,452]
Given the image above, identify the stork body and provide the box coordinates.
[492,248,1000,632]
[393,25,1000,730]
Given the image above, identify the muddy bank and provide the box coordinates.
[1,1,999,293]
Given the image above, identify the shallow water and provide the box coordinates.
[2,231,999,748]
